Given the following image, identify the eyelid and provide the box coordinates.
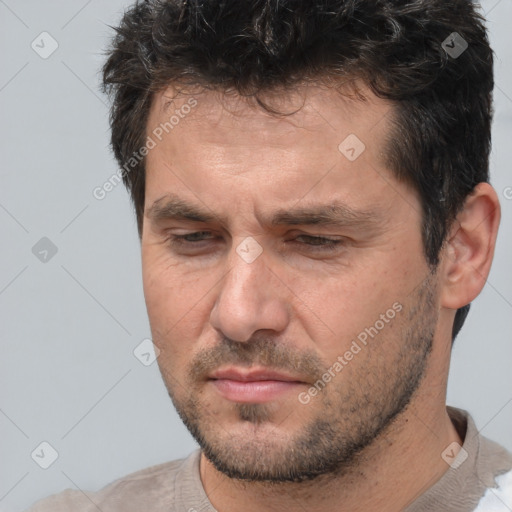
[166,230,344,240]
[166,231,346,252]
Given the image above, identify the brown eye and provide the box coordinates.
[292,235,344,251]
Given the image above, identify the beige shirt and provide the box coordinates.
[26,407,512,512]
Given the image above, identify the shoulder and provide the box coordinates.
[473,436,512,511]
[473,468,512,511]
[405,408,512,512]
[453,406,512,511]
[24,451,199,512]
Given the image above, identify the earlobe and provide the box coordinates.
[440,183,501,310]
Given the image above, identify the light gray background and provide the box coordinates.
[1,1,511,511]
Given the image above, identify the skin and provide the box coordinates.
[141,82,500,512]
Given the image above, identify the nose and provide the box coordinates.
[209,239,290,343]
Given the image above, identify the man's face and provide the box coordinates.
[141,84,439,481]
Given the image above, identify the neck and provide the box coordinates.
[199,396,462,512]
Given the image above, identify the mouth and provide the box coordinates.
[208,367,306,404]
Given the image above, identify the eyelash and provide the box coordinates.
[167,232,343,252]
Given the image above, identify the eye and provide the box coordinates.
[167,232,344,252]
[291,235,344,251]
[168,231,215,246]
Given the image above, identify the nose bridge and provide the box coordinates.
[209,237,289,342]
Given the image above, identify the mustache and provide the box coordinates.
[189,336,326,382]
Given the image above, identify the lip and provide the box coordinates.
[208,367,305,403]
[209,367,303,382]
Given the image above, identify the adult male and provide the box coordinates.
[28,0,511,510]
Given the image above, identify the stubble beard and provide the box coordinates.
[158,272,438,483]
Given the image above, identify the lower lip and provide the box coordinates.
[210,379,302,403]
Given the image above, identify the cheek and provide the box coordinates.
[291,256,411,356]
[142,249,216,347]
[301,278,388,343]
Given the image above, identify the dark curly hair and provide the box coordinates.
[102,0,494,343]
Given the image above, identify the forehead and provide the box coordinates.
[146,81,393,157]
[142,82,408,224]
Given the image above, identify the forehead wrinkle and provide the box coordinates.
[145,192,384,232]
[266,202,382,230]
[145,193,228,226]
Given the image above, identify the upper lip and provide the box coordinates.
[209,367,304,383]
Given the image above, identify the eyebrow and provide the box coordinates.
[145,193,382,230]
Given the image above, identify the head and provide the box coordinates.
[102,0,500,482]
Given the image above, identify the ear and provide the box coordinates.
[440,183,501,309]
